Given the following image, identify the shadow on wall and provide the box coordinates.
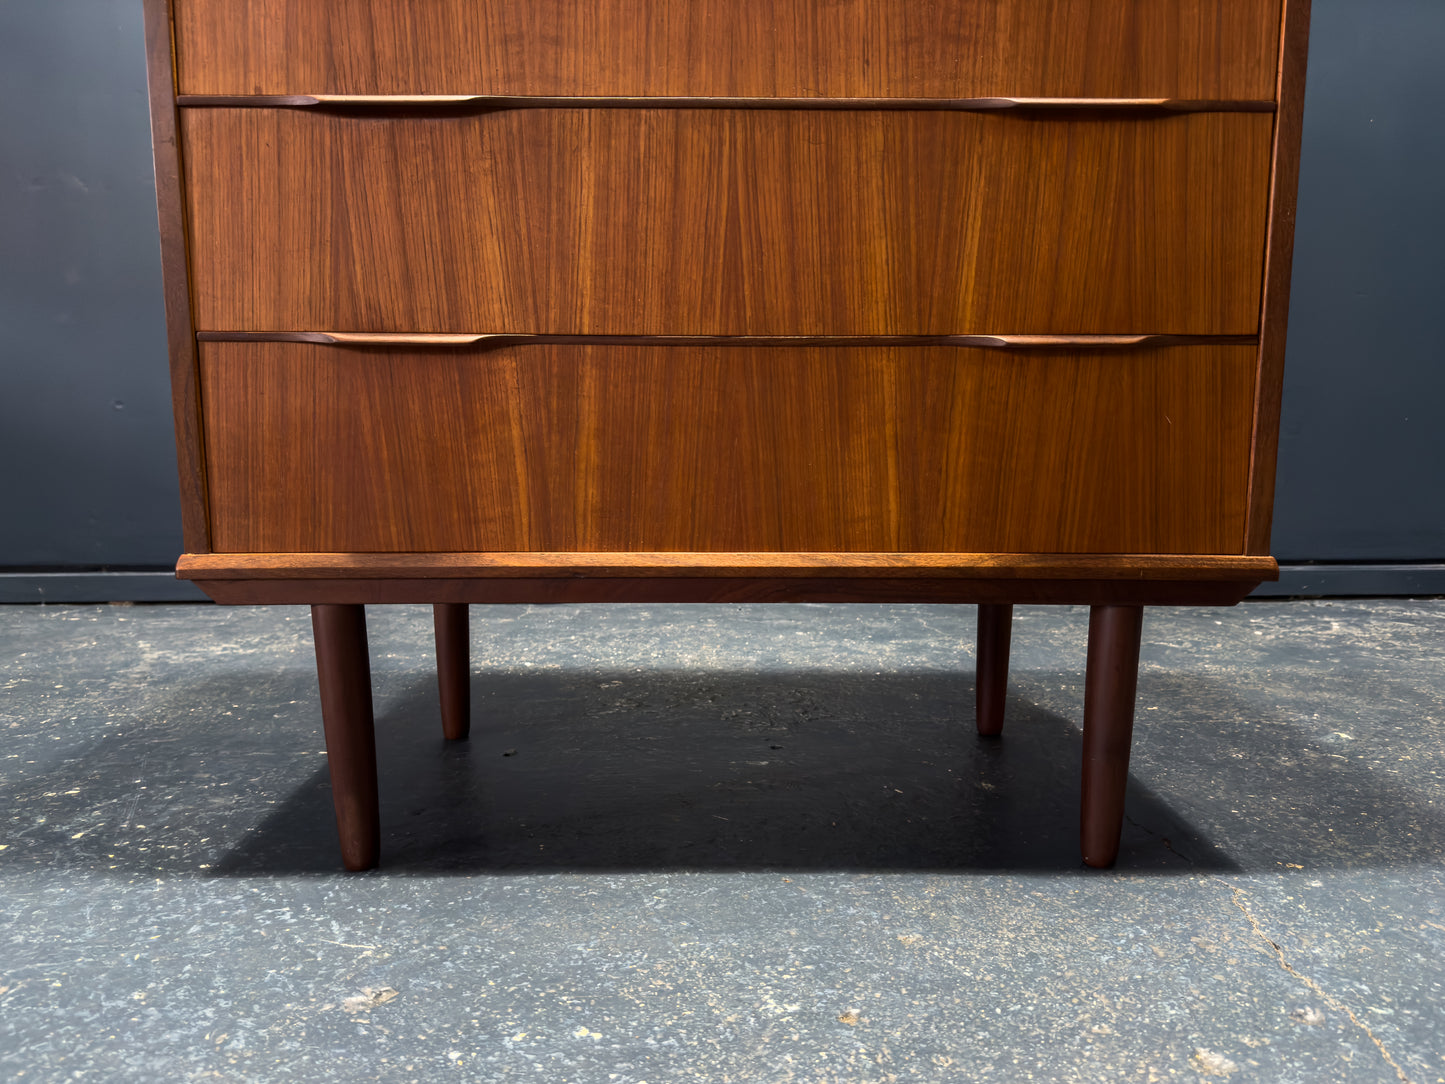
[3,663,1441,877]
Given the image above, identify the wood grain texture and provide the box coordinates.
[172,0,1280,100]
[175,94,1277,112]
[181,108,1273,335]
[1246,0,1312,555]
[198,341,1257,555]
[141,0,209,551]
[189,577,1265,608]
[177,552,1280,581]
[197,332,1261,350]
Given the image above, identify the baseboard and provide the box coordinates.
[1250,563,1445,598]
[2,564,1441,604]
[0,571,209,603]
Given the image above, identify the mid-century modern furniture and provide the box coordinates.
[143,0,1310,870]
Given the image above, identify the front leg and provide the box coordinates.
[1080,605,1144,869]
[311,604,379,871]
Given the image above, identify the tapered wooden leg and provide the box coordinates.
[311,604,379,872]
[434,603,471,740]
[975,603,1013,736]
[1080,605,1145,869]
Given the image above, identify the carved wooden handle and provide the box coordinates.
[965,334,1259,348]
[198,332,1258,349]
[176,94,1275,114]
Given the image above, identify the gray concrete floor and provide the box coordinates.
[0,600,1442,1082]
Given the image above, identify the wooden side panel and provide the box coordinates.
[172,0,1281,100]
[141,0,210,551]
[199,342,1257,555]
[1246,0,1311,554]
[181,109,1273,336]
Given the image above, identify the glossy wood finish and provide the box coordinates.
[194,577,1264,608]
[1247,0,1313,555]
[975,604,1013,737]
[1080,605,1145,869]
[433,603,470,741]
[177,552,1279,581]
[177,94,1276,113]
[146,0,1308,873]
[311,604,379,871]
[199,331,1260,350]
[140,0,209,552]
[198,341,1257,555]
[180,109,1273,335]
[172,0,1280,100]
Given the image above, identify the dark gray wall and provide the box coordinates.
[1,0,1442,598]
[1271,0,1445,562]
[0,0,181,570]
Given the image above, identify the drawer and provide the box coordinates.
[173,0,1281,101]
[199,341,1256,555]
[181,108,1272,335]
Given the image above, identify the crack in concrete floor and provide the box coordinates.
[1229,884,1416,1084]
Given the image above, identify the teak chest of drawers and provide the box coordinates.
[143,0,1310,870]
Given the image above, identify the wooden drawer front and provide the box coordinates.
[183,109,1272,336]
[200,341,1255,555]
[173,0,1281,100]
